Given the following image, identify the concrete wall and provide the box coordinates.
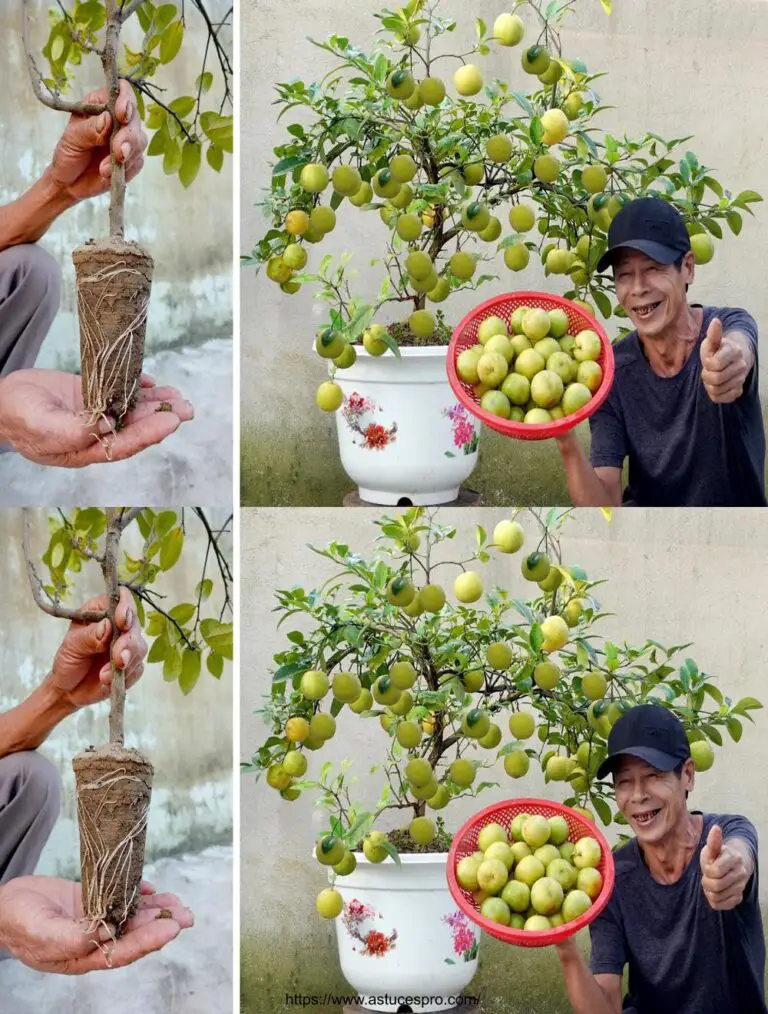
[2,0,233,370]
[2,508,233,878]
[240,0,768,506]
[240,507,768,1010]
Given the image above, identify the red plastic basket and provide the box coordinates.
[446,797,615,948]
[447,291,615,441]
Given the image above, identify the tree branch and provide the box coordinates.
[123,583,196,651]
[21,510,107,623]
[119,507,143,530]
[119,0,145,20]
[103,509,125,745]
[124,76,195,142]
[104,0,125,238]
[21,0,107,115]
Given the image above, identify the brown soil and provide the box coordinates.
[353,821,454,855]
[387,315,454,349]
[73,237,154,426]
[72,744,154,938]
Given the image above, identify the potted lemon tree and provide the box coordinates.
[244,507,760,1013]
[246,0,759,505]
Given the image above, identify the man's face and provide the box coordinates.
[613,248,694,339]
[613,754,694,845]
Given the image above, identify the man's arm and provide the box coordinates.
[556,938,622,1014]
[556,432,623,506]
[0,172,74,252]
[0,682,74,758]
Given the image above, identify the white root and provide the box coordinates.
[76,261,149,424]
[76,767,151,931]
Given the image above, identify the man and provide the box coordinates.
[555,197,765,506]
[555,704,765,1014]
[0,82,194,466]
[0,588,193,973]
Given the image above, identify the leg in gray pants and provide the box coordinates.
[0,751,61,960]
[0,244,61,378]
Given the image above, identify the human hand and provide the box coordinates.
[699,318,752,404]
[0,370,193,467]
[47,80,147,204]
[554,935,580,960]
[700,825,752,911]
[47,587,146,710]
[0,877,193,974]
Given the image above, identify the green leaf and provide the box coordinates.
[592,795,612,826]
[734,190,763,206]
[529,116,544,146]
[196,578,214,602]
[169,95,196,118]
[159,528,184,570]
[381,840,402,866]
[147,129,167,158]
[146,611,166,637]
[529,623,544,653]
[200,619,233,659]
[207,651,224,678]
[179,140,202,188]
[207,144,224,172]
[702,724,722,746]
[726,716,742,742]
[734,696,763,713]
[153,4,179,31]
[591,288,612,319]
[599,0,613,14]
[163,645,182,681]
[272,155,305,176]
[726,210,742,236]
[159,20,184,64]
[147,634,169,664]
[180,649,202,694]
[169,602,196,625]
[196,71,214,94]
[163,137,183,175]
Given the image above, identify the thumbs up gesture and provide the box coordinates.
[700,825,751,911]
[700,318,751,404]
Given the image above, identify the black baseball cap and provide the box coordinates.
[597,704,691,780]
[597,197,691,273]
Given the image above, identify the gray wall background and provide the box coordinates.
[241,0,768,506]
[2,508,233,879]
[3,0,233,370]
[241,507,768,1009]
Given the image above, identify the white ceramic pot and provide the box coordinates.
[331,347,481,505]
[330,852,481,1013]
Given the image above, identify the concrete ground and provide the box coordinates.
[0,844,232,1014]
[0,338,232,507]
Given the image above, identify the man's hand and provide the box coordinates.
[700,825,753,911]
[47,81,147,205]
[47,587,146,710]
[0,370,193,467]
[0,877,193,974]
[700,318,753,404]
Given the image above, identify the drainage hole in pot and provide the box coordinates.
[396,497,414,507]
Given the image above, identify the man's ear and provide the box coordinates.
[681,249,695,287]
[681,756,696,793]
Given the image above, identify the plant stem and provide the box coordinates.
[104,0,125,238]
[104,508,124,746]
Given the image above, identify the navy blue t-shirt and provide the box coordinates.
[589,306,766,506]
[589,812,766,1014]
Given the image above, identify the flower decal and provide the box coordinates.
[442,910,480,964]
[442,403,479,457]
[342,899,398,958]
[342,393,397,451]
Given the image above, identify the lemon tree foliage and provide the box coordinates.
[247,507,762,872]
[248,0,761,344]
[35,1,233,187]
[40,507,233,694]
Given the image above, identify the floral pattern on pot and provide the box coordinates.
[442,404,479,458]
[442,910,480,965]
[342,393,398,451]
[342,899,398,957]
